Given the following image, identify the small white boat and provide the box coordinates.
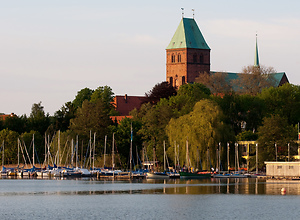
[146,172,169,179]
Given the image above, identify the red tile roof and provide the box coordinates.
[113,95,146,116]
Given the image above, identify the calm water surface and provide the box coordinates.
[0,177,299,220]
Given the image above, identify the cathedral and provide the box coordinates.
[166,17,289,88]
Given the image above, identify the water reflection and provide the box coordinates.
[1,176,300,195]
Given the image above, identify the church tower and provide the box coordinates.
[166,17,210,88]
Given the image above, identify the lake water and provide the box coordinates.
[0,177,299,220]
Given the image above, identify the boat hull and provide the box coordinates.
[179,172,211,179]
[147,172,169,179]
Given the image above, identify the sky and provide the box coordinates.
[1,0,300,116]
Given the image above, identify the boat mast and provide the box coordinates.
[163,140,166,171]
[130,123,133,173]
[227,142,230,171]
[112,133,115,170]
[2,140,4,167]
[33,133,35,167]
[104,135,107,168]
[18,138,20,168]
[174,141,176,171]
[93,132,96,170]
[76,135,78,168]
[71,139,74,167]
[58,130,60,167]
[89,130,92,169]
[186,137,189,169]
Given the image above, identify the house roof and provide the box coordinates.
[166,17,210,50]
[113,95,147,116]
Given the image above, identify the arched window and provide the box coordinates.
[199,54,204,64]
[182,76,185,85]
[169,77,173,86]
[171,54,176,63]
[193,53,197,63]
[177,54,181,63]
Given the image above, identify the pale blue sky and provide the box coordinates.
[1,1,300,115]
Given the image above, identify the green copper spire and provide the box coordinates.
[166,18,210,50]
[254,34,260,67]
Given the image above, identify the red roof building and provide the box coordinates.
[113,94,146,116]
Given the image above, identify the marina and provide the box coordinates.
[0,177,299,219]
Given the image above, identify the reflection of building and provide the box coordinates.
[265,161,300,177]
[166,17,289,88]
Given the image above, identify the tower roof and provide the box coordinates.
[166,17,210,50]
[254,35,260,67]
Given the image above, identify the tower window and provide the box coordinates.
[171,54,176,63]
[199,54,204,64]
[193,54,197,63]
[177,54,181,63]
[170,77,173,86]
[182,76,185,85]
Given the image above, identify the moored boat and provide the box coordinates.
[147,172,169,179]
[179,171,211,179]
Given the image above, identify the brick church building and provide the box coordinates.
[166,16,289,88]
[113,16,289,118]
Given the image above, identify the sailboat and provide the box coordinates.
[146,142,169,179]
[179,138,211,179]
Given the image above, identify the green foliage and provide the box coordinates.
[111,117,142,169]
[134,100,174,164]
[28,102,50,135]
[3,114,27,134]
[169,83,211,117]
[259,83,300,125]
[21,131,43,165]
[54,102,76,132]
[236,130,258,141]
[72,88,94,109]
[214,93,265,135]
[70,100,113,142]
[0,129,19,165]
[90,85,117,116]
[257,114,296,166]
[166,99,228,170]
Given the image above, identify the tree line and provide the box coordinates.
[1,67,299,171]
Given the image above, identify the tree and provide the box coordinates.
[259,83,300,125]
[90,85,117,115]
[72,88,94,109]
[3,114,27,134]
[166,99,231,170]
[168,83,211,117]
[21,130,43,165]
[233,65,277,95]
[111,117,142,168]
[0,129,19,165]
[132,99,174,165]
[70,100,113,141]
[145,81,177,105]
[195,72,232,94]
[28,102,50,135]
[257,114,296,167]
[54,101,76,132]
